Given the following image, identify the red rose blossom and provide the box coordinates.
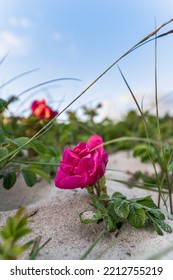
[55,135,108,189]
[31,99,58,119]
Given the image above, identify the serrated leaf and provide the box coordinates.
[30,140,46,155]
[152,221,163,235]
[21,169,37,187]
[92,198,107,214]
[146,213,163,235]
[3,171,16,190]
[107,202,121,222]
[153,218,172,233]
[112,192,127,200]
[104,215,116,232]
[147,209,165,220]
[135,196,158,209]
[114,198,130,219]
[127,204,146,228]
[80,210,102,224]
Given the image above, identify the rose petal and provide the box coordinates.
[87,135,103,150]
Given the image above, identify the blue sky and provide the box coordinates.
[0,0,173,120]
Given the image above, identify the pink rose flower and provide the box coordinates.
[31,99,58,119]
[55,135,108,189]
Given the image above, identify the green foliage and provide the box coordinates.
[3,171,16,190]
[80,192,172,236]
[0,208,51,260]
[0,208,33,260]
[21,169,37,187]
[127,204,146,228]
[80,210,102,224]
[0,98,8,113]
[133,144,157,162]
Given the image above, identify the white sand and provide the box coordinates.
[0,151,173,259]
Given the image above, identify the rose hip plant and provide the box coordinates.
[1,18,173,260]
[54,135,173,259]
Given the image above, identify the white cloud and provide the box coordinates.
[52,31,63,42]
[0,30,29,56]
[8,17,31,28]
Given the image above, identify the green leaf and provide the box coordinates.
[112,192,127,200]
[107,202,121,222]
[127,204,146,228]
[0,147,8,168]
[92,198,107,214]
[16,216,27,231]
[0,98,8,113]
[11,137,30,147]
[30,140,46,155]
[168,162,173,171]
[114,198,130,219]
[20,240,34,252]
[146,213,163,235]
[134,196,158,209]
[0,135,9,145]
[133,144,156,162]
[21,169,37,187]
[7,96,18,105]
[153,218,172,233]
[80,210,102,224]
[98,195,110,201]
[14,228,32,242]
[3,171,16,190]
[104,215,116,232]
[27,167,50,182]
[0,225,11,239]
[147,209,165,220]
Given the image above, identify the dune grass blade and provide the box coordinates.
[80,228,106,260]
[107,178,168,194]
[17,77,81,98]
[29,237,51,260]
[117,65,169,208]
[12,160,59,167]
[154,20,163,208]
[1,19,173,164]
[0,68,40,90]
[0,52,9,66]
[92,136,173,151]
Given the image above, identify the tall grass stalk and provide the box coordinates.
[117,66,168,209]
